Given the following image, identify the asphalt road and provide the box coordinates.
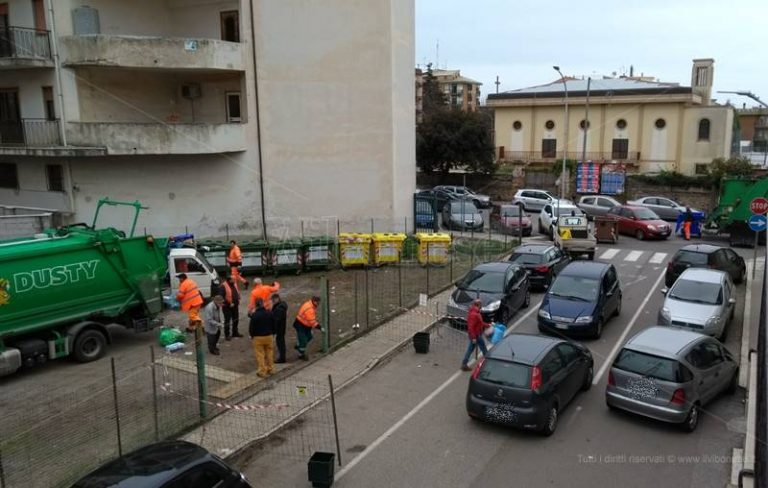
[239,234,752,488]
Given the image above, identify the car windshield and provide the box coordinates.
[458,270,505,293]
[548,275,600,301]
[674,250,709,265]
[450,201,478,213]
[509,253,542,265]
[553,207,582,217]
[634,208,659,220]
[501,207,521,217]
[669,279,723,305]
[477,359,531,388]
[613,349,681,383]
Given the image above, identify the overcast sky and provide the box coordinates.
[416,0,767,107]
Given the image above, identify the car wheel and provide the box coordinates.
[635,229,645,240]
[540,404,559,437]
[497,306,510,325]
[680,404,699,433]
[581,364,594,391]
[522,288,531,308]
[73,329,108,363]
[613,296,622,317]
[727,368,740,394]
[591,318,604,339]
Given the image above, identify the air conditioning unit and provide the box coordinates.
[181,84,202,99]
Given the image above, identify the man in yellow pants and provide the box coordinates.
[249,299,275,377]
[176,273,203,332]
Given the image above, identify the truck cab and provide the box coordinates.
[554,215,597,260]
[168,248,219,298]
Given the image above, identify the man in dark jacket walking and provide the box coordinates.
[249,299,275,378]
[461,299,491,371]
[271,293,288,363]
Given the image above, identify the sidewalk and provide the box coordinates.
[182,288,454,457]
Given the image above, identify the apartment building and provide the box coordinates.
[415,67,481,119]
[735,107,768,165]
[0,0,416,237]
[487,59,733,175]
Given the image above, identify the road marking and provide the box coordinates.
[335,300,542,480]
[593,268,666,386]
[599,249,619,260]
[648,252,667,264]
[624,250,643,262]
[740,260,755,387]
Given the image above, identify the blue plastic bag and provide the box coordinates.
[490,323,506,345]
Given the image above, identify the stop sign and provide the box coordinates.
[750,197,768,214]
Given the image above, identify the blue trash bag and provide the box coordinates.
[490,322,506,345]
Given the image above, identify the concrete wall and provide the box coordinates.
[680,105,733,174]
[0,70,56,119]
[0,159,73,211]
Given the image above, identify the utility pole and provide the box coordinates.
[553,66,569,199]
[581,77,591,166]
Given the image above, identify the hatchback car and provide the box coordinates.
[447,262,530,324]
[491,204,532,236]
[665,244,746,287]
[539,201,583,238]
[605,326,738,432]
[537,261,622,338]
[71,440,252,488]
[512,189,556,212]
[466,333,593,436]
[416,188,468,212]
[442,200,484,231]
[508,244,570,289]
[577,195,621,218]
[659,268,736,340]
[435,185,492,209]
[627,196,699,221]
[606,205,671,240]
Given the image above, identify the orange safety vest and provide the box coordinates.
[228,245,243,265]
[221,280,234,304]
[296,300,319,328]
[177,279,203,311]
[249,282,280,311]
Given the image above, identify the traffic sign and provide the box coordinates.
[750,197,768,215]
[748,214,767,232]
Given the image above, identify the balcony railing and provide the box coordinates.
[0,119,61,146]
[496,149,641,163]
[0,26,52,59]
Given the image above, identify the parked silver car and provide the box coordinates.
[434,185,491,209]
[658,268,735,340]
[627,196,699,221]
[606,326,738,432]
[577,195,621,218]
[512,189,556,212]
[442,200,484,231]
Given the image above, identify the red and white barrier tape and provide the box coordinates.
[159,382,290,411]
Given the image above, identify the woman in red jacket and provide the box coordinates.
[461,299,491,371]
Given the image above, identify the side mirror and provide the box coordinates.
[728,298,737,305]
[661,288,668,295]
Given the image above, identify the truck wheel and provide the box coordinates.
[73,329,107,363]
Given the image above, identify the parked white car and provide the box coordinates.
[538,200,583,238]
[512,189,556,212]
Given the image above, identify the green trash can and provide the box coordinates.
[268,239,304,275]
[302,236,336,271]
[197,240,229,274]
[240,240,268,275]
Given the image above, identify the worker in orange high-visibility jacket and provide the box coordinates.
[176,273,204,332]
[227,240,249,290]
[293,296,321,360]
[248,277,280,314]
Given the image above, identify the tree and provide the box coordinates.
[416,109,495,174]
[707,156,754,187]
[420,63,447,118]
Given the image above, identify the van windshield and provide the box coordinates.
[478,359,531,388]
[613,349,681,382]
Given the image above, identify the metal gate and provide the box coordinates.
[413,195,438,232]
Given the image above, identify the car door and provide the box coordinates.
[596,197,617,216]
[723,278,735,321]
[506,267,526,310]
[539,349,568,405]
[687,341,726,403]
[541,204,553,229]
[551,248,568,274]
[723,248,745,281]
[619,207,637,234]
[579,197,595,215]
[601,266,620,318]
[654,198,678,221]
[555,343,585,403]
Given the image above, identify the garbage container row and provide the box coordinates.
[198,232,453,273]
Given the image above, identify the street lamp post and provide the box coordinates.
[553,66,568,200]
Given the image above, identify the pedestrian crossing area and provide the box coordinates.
[596,248,669,266]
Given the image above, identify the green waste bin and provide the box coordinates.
[268,239,304,274]
[240,240,268,275]
[197,239,229,274]
[302,236,336,271]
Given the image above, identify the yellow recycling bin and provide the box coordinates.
[370,233,406,266]
[338,233,371,267]
[415,233,451,265]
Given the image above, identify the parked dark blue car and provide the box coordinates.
[537,262,622,339]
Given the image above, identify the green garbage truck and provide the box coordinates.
[0,198,219,377]
[706,178,768,246]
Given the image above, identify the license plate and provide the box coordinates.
[627,377,659,400]
[555,322,569,330]
[486,405,518,422]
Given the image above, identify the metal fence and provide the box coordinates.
[756,255,767,487]
[0,27,51,59]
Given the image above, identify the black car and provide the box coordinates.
[508,244,570,289]
[447,262,531,325]
[415,188,469,211]
[71,441,252,488]
[538,262,622,339]
[665,244,746,287]
[466,333,593,436]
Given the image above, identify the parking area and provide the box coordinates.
[237,235,753,487]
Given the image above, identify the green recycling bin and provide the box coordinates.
[240,239,268,275]
[268,239,304,274]
[302,236,336,271]
[197,239,229,274]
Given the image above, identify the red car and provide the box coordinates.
[491,204,533,236]
[606,205,671,240]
